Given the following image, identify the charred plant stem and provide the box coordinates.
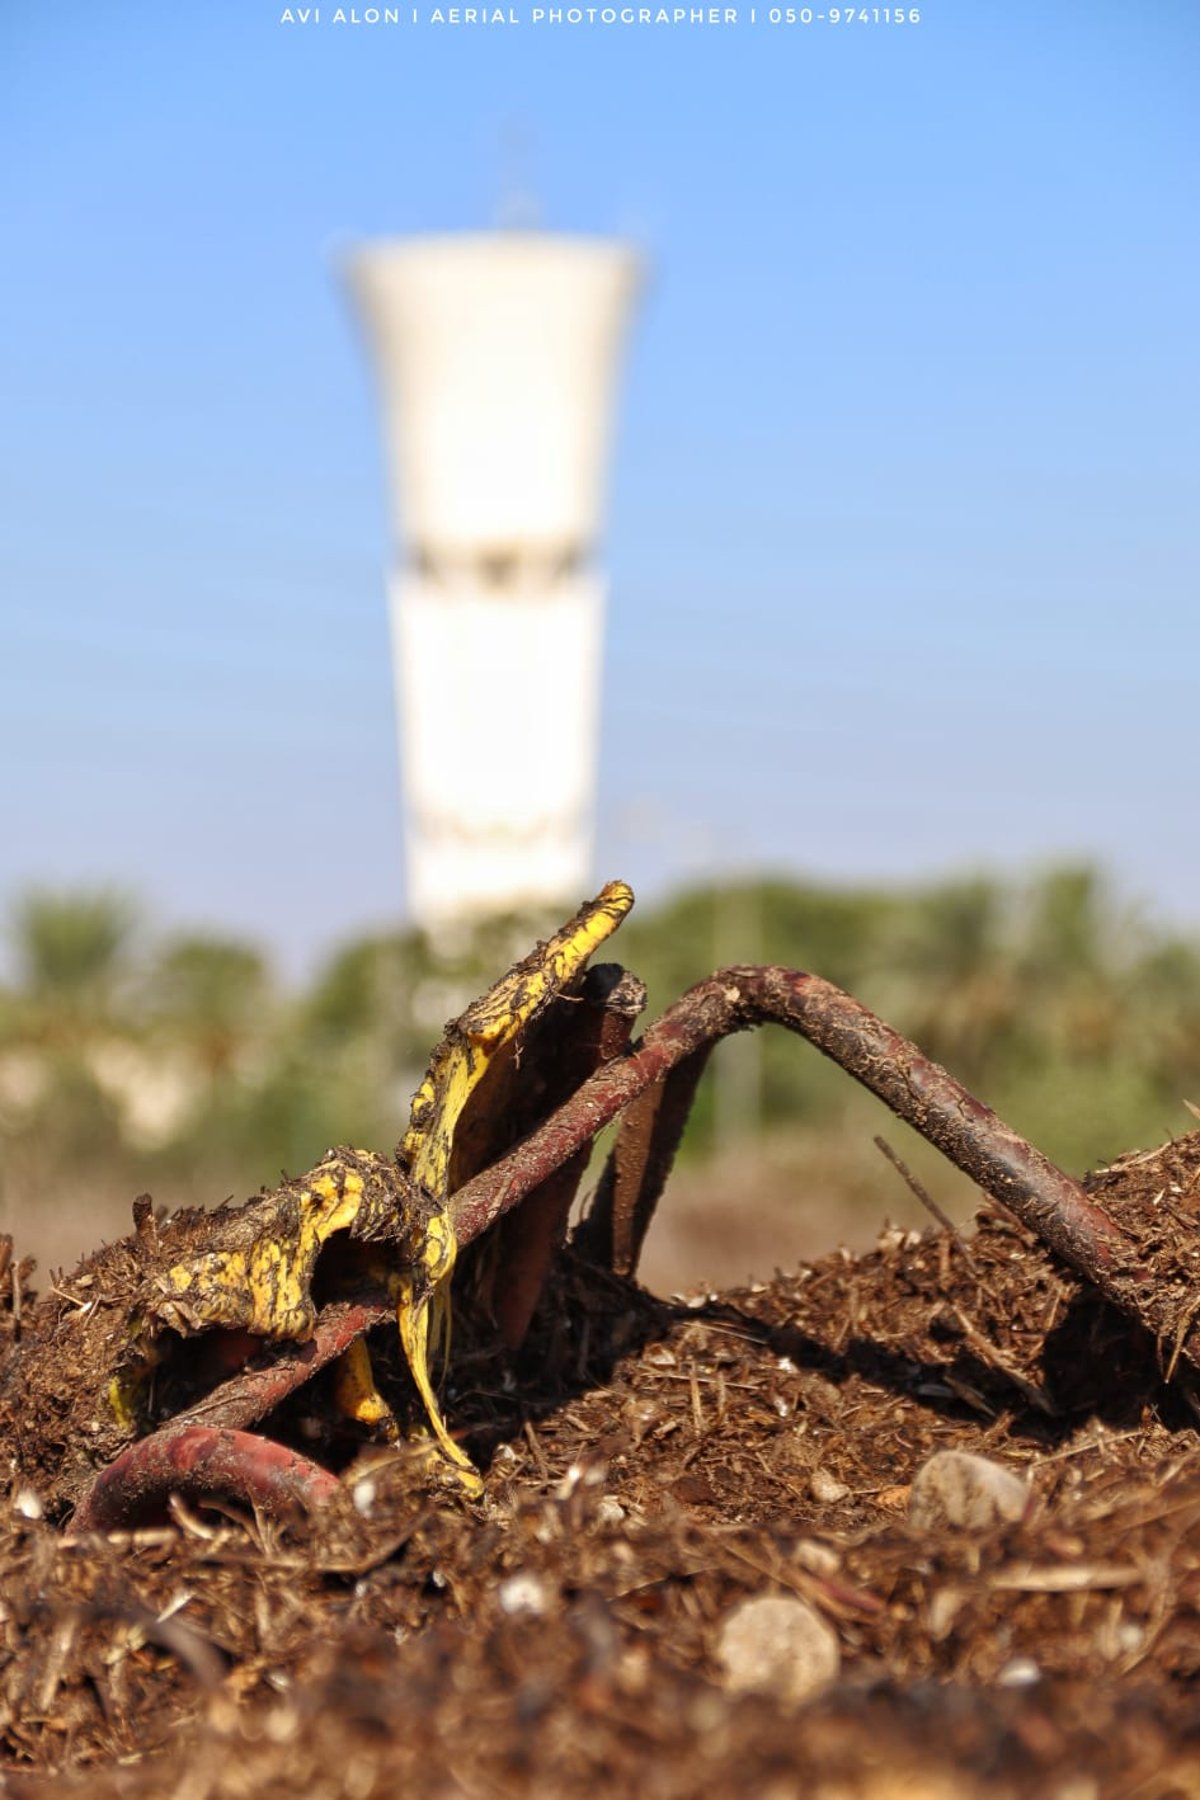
[482,962,646,1348]
[575,1045,715,1277]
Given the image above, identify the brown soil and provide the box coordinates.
[4,1137,1200,1798]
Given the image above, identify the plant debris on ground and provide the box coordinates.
[4,1135,1200,1797]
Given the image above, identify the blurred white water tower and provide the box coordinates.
[345,233,643,931]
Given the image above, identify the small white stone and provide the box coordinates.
[908,1450,1030,1533]
[996,1656,1041,1687]
[352,1478,376,1517]
[791,1539,840,1577]
[556,1463,585,1499]
[498,1572,549,1618]
[809,1467,850,1504]
[716,1594,840,1705]
[926,1586,967,1640]
[596,1496,627,1528]
[13,1488,43,1521]
[264,1704,299,1745]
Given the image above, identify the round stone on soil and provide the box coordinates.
[908,1450,1030,1532]
[715,1594,840,1704]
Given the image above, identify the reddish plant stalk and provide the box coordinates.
[453,966,1151,1318]
[73,1426,340,1531]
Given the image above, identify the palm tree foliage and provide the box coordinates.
[9,889,139,1044]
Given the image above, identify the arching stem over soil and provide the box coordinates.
[452,966,1169,1352]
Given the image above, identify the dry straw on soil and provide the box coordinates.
[4,1135,1200,1795]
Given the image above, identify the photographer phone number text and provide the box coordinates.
[767,7,921,19]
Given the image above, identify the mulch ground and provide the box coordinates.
[5,1135,1200,1798]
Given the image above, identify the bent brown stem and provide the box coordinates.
[73,1426,341,1531]
[451,965,1183,1370]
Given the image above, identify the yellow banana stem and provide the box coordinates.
[395,1274,482,1497]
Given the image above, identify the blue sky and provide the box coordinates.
[2,0,1197,972]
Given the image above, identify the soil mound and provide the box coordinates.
[4,1135,1200,1797]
